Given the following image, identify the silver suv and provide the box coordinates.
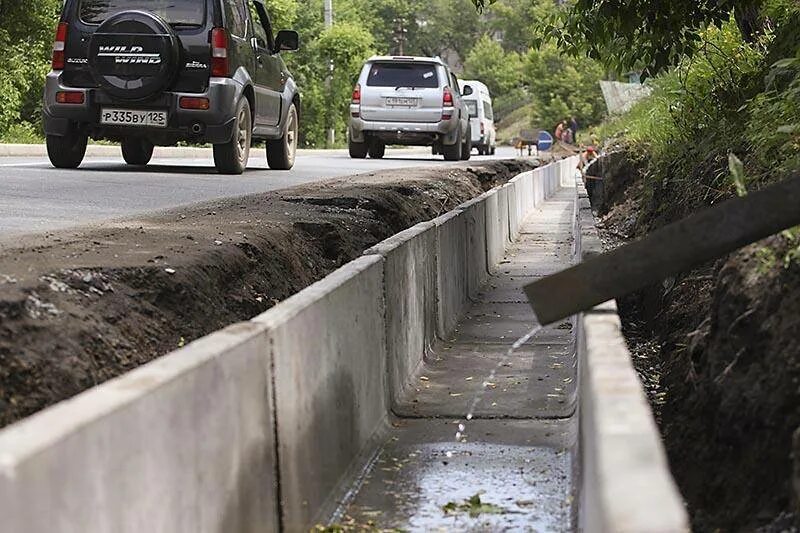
[348,56,472,161]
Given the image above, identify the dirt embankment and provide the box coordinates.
[0,160,535,428]
[591,152,800,531]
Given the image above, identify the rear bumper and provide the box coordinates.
[349,114,459,145]
[43,72,240,145]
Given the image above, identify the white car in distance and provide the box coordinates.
[458,79,497,156]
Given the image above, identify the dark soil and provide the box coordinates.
[592,151,800,532]
[0,160,535,428]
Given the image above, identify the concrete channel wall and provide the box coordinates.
[574,178,690,532]
[0,155,636,533]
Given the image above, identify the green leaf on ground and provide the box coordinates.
[442,493,506,518]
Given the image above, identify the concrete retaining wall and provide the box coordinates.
[434,209,470,338]
[364,222,438,407]
[0,157,579,532]
[574,176,689,533]
[0,322,280,533]
[254,256,388,531]
[458,193,491,299]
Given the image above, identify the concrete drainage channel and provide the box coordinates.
[0,158,687,532]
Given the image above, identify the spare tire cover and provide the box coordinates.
[88,10,180,101]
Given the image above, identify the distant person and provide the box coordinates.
[563,127,574,144]
[569,116,579,143]
[555,121,565,142]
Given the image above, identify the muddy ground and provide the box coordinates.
[0,160,536,428]
[590,152,800,532]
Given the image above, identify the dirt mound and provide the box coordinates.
[0,160,535,428]
[594,151,800,531]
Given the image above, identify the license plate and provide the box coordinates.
[385,97,418,107]
[100,108,168,128]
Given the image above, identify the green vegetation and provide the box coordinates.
[0,0,606,147]
[575,0,800,274]
[0,0,61,143]
[442,493,506,517]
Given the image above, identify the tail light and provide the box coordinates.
[56,91,84,104]
[442,87,454,120]
[210,28,230,77]
[51,22,68,70]
[180,97,210,110]
[351,84,361,117]
[443,87,454,107]
[481,122,485,135]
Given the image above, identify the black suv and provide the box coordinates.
[44,0,300,174]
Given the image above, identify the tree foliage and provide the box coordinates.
[472,0,765,76]
[0,0,609,145]
[0,0,61,139]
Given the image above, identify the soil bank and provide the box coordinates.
[590,151,800,532]
[0,160,535,428]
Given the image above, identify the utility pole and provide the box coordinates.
[324,0,335,147]
[393,18,408,55]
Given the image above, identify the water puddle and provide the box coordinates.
[454,322,543,442]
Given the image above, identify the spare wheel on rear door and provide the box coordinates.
[88,10,180,101]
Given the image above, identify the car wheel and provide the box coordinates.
[442,128,461,161]
[267,103,299,170]
[368,141,385,159]
[46,133,88,169]
[490,145,496,156]
[349,137,368,159]
[213,98,251,175]
[121,139,154,166]
[460,127,472,161]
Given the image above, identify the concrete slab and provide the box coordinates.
[0,322,280,533]
[365,221,438,408]
[254,255,388,531]
[339,418,578,532]
[396,340,578,419]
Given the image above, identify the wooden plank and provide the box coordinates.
[525,175,800,325]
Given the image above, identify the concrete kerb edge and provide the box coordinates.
[363,221,439,410]
[253,255,389,530]
[0,320,280,532]
[574,179,689,532]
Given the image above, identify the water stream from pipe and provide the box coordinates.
[454,322,543,442]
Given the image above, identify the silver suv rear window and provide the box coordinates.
[79,0,206,25]
[366,63,439,88]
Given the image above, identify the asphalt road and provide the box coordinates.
[0,146,517,237]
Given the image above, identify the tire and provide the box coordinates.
[349,138,368,158]
[121,138,154,166]
[460,127,472,161]
[477,146,486,156]
[46,134,88,169]
[442,128,462,161]
[267,103,299,170]
[368,141,385,159]
[213,98,252,175]
[490,145,496,156]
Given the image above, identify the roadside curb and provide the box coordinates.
[0,143,352,159]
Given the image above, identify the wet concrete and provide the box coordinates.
[342,419,577,532]
[335,189,578,531]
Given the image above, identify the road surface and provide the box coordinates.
[0,146,518,236]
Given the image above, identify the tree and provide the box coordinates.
[523,42,606,129]
[287,20,376,146]
[0,0,61,136]
[263,0,299,29]
[471,0,765,76]
[463,35,524,95]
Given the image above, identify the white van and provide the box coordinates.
[458,80,496,155]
